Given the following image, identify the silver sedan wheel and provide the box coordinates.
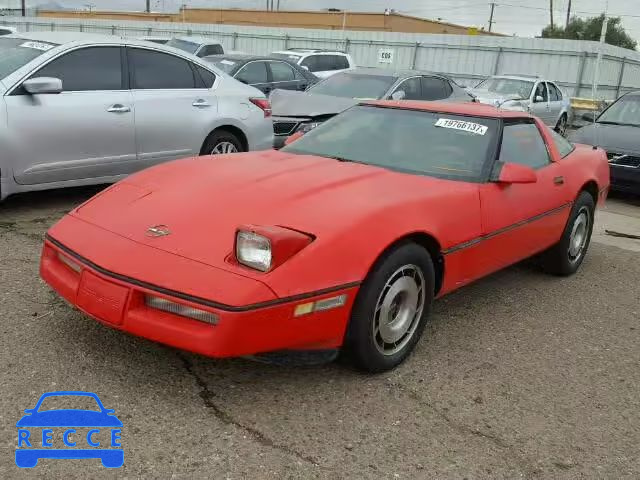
[556,115,567,136]
[568,206,590,263]
[211,142,238,155]
[372,264,425,356]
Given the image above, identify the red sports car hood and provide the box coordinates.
[72,151,469,269]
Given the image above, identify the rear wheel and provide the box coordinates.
[540,191,595,276]
[201,130,243,156]
[344,243,435,373]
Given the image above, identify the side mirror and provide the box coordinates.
[301,65,309,71]
[496,162,537,184]
[23,409,35,414]
[23,77,62,95]
[581,112,596,122]
[391,90,406,101]
[284,131,304,146]
[534,95,544,103]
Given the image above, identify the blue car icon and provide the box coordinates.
[16,391,123,468]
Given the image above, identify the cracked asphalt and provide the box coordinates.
[1,186,639,479]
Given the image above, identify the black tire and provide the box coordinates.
[344,243,435,373]
[555,114,568,137]
[540,191,595,276]
[200,129,243,156]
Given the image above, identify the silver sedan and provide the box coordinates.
[468,75,572,135]
[0,32,273,201]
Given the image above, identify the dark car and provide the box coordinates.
[203,54,318,95]
[570,91,640,194]
[270,67,474,148]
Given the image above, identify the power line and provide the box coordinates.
[488,2,496,32]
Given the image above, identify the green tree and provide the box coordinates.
[541,14,637,50]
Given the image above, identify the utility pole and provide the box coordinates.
[488,2,495,32]
[549,0,554,29]
[592,4,610,101]
[276,0,280,11]
[145,0,150,13]
[565,0,571,28]
[21,0,26,17]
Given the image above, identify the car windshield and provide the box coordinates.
[309,73,397,99]
[212,58,238,73]
[597,94,640,127]
[37,395,101,412]
[282,105,498,182]
[166,38,200,54]
[271,52,301,63]
[0,37,57,79]
[476,78,534,99]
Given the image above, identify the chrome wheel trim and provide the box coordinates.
[211,141,238,155]
[372,264,425,356]
[568,206,590,262]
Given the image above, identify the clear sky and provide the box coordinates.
[4,0,639,40]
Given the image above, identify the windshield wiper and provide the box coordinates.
[597,120,640,127]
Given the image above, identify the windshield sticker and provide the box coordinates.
[19,41,55,52]
[435,118,488,135]
[220,59,236,66]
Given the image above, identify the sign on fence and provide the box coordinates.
[378,48,394,64]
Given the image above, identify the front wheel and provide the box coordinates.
[540,191,595,276]
[344,243,435,373]
[555,114,568,137]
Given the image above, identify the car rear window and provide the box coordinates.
[282,105,499,182]
[166,38,199,54]
[309,72,397,99]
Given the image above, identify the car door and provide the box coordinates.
[420,76,454,101]
[234,60,270,94]
[547,82,563,125]
[477,119,572,273]
[268,60,307,91]
[128,47,219,168]
[529,81,551,125]
[5,45,137,185]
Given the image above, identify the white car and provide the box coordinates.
[468,75,572,135]
[0,26,17,36]
[0,32,273,201]
[270,49,354,79]
[166,36,224,57]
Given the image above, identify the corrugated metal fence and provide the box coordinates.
[2,15,640,100]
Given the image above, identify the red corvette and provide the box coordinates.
[40,101,609,372]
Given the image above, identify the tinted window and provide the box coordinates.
[282,105,499,182]
[300,55,321,72]
[35,47,122,91]
[236,61,268,84]
[421,76,452,100]
[549,83,562,101]
[198,44,223,57]
[549,128,574,158]
[321,55,347,71]
[393,77,421,100]
[165,38,199,54]
[500,123,550,169]
[269,61,296,82]
[534,82,548,102]
[196,65,217,88]
[130,48,195,89]
[309,72,397,99]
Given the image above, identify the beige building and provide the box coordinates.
[38,8,502,36]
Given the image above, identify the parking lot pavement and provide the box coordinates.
[1,187,639,479]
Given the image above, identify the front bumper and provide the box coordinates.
[40,238,357,358]
[610,164,640,194]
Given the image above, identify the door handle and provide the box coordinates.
[107,104,131,113]
[553,176,564,185]
[192,99,211,108]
